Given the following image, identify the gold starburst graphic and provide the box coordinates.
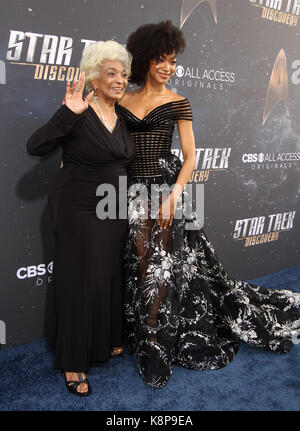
[180,0,217,28]
[263,49,289,125]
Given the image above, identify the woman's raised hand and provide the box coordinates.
[63,71,94,115]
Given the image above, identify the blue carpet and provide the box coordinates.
[1,266,300,411]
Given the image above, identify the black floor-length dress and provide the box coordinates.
[27,104,135,372]
[119,99,300,389]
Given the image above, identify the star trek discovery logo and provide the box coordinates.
[249,0,300,26]
[6,30,98,82]
[233,210,296,246]
[172,148,231,182]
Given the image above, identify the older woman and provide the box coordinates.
[27,41,135,396]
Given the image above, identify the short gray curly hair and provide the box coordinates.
[80,40,132,92]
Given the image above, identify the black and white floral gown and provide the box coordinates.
[119,99,300,389]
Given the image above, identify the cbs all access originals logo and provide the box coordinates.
[242,151,300,170]
[172,147,231,182]
[16,261,53,287]
[168,64,235,91]
[175,2,231,92]
[249,0,300,27]
[233,210,296,246]
[6,30,99,82]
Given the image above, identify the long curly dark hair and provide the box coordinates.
[126,21,186,86]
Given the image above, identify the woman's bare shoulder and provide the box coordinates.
[120,90,140,107]
[166,89,186,102]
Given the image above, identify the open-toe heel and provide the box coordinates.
[62,371,92,397]
[110,347,123,359]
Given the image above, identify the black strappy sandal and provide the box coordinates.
[62,371,92,397]
[110,347,123,359]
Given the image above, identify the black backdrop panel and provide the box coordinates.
[0,0,299,347]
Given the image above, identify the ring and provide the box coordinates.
[75,87,81,92]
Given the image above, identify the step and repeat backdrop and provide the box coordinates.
[0,0,299,347]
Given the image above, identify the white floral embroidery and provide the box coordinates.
[123,154,300,389]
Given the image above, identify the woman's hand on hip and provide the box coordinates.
[62,71,94,115]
